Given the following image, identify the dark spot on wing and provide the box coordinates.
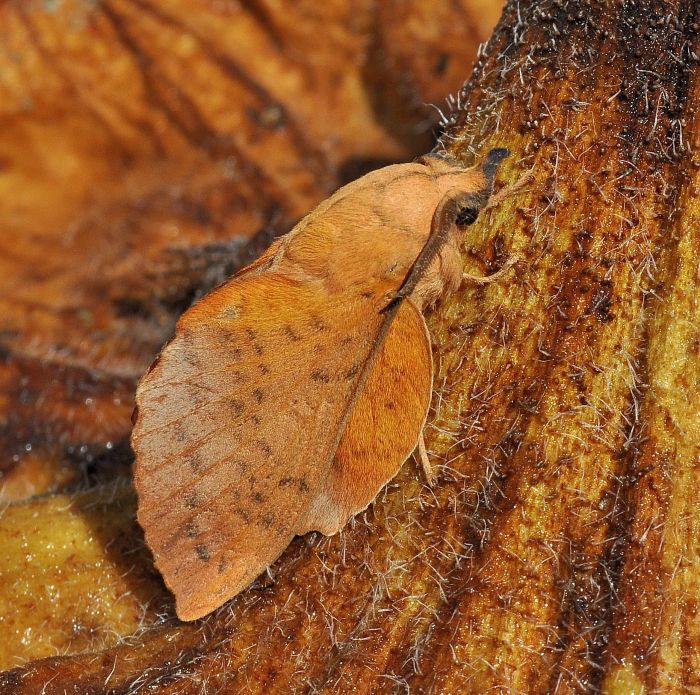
[253,388,265,404]
[230,399,245,416]
[256,439,272,457]
[188,451,203,472]
[310,314,326,331]
[279,476,294,487]
[312,369,330,383]
[386,401,396,410]
[173,423,187,443]
[218,557,227,573]
[360,290,374,299]
[234,508,251,523]
[341,335,354,346]
[185,521,199,539]
[250,414,262,425]
[298,478,310,493]
[253,491,265,504]
[195,544,211,561]
[227,369,249,385]
[246,327,265,355]
[284,325,301,341]
[230,458,249,475]
[185,492,199,509]
[260,512,275,528]
[258,363,270,375]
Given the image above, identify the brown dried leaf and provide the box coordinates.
[0,0,491,501]
[5,0,698,693]
[0,485,168,667]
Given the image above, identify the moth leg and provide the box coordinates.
[482,169,534,212]
[462,254,521,286]
[462,168,530,286]
[417,430,436,486]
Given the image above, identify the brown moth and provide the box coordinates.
[132,148,510,620]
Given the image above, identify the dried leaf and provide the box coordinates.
[0,0,490,501]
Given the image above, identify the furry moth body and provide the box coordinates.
[132,148,510,620]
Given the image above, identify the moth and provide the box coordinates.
[132,148,510,620]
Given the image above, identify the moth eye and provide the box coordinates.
[456,206,480,226]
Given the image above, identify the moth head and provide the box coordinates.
[417,147,510,204]
[434,147,510,227]
[414,147,511,234]
[416,147,509,176]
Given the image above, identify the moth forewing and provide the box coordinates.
[132,149,509,620]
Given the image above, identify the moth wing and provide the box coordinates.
[296,299,433,535]
[132,272,392,620]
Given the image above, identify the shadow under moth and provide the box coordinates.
[132,148,511,620]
